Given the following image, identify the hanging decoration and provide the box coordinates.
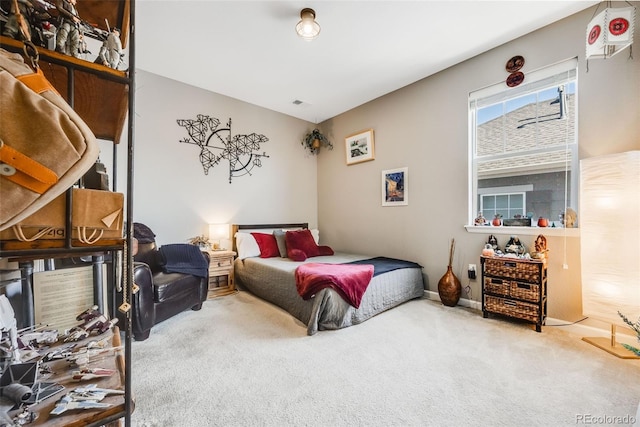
[301,129,332,155]
[505,55,525,87]
[586,4,635,62]
[177,115,269,183]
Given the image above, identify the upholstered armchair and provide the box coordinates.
[126,223,209,341]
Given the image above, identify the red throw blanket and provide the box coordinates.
[295,263,374,308]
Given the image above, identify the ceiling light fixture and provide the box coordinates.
[296,8,320,41]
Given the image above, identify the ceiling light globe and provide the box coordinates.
[296,8,321,41]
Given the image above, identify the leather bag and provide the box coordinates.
[0,48,99,231]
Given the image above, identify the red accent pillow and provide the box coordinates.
[251,233,280,258]
[287,248,308,262]
[285,229,334,261]
[317,245,334,256]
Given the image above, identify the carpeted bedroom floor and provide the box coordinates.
[130,292,640,427]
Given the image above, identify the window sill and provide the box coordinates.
[464,225,580,238]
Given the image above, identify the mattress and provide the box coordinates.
[234,252,424,335]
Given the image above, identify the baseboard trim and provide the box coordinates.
[423,290,636,343]
[424,290,482,311]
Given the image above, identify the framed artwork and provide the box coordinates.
[382,167,408,206]
[345,129,375,165]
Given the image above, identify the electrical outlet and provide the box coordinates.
[468,264,477,280]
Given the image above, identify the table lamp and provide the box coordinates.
[208,224,229,251]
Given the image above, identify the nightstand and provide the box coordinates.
[206,250,236,298]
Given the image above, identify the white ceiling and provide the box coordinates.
[135,1,598,124]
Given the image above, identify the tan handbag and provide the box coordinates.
[0,193,65,241]
[0,48,99,231]
[0,189,124,244]
[71,189,124,244]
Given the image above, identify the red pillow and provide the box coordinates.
[285,229,333,261]
[317,245,334,256]
[251,233,280,258]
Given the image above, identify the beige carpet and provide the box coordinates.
[130,292,640,427]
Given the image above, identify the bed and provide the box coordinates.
[232,223,425,335]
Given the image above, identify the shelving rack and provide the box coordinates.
[0,0,135,424]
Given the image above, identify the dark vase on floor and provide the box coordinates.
[438,238,461,307]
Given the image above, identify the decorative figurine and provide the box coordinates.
[94,27,124,69]
[2,0,31,41]
[481,243,495,257]
[492,213,502,226]
[62,306,118,342]
[487,234,499,252]
[474,212,487,226]
[504,236,525,255]
[50,384,123,415]
[55,0,82,58]
[563,207,577,228]
[531,234,548,260]
[0,295,21,365]
[71,367,117,381]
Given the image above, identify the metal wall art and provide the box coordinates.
[177,115,269,183]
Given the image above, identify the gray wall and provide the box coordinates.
[316,4,640,325]
[109,71,319,247]
[117,3,639,329]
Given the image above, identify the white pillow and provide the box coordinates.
[310,229,319,244]
[235,232,260,260]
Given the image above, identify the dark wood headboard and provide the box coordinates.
[231,223,309,253]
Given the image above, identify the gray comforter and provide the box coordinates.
[234,252,424,335]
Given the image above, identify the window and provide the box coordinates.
[480,192,525,220]
[469,58,578,226]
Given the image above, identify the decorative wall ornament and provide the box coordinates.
[301,129,332,155]
[505,55,525,87]
[177,115,269,183]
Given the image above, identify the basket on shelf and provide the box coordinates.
[484,295,539,323]
[483,257,541,282]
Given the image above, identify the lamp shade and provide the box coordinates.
[580,151,640,326]
[586,6,635,59]
[209,224,229,241]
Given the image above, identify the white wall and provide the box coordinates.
[316,4,640,324]
[108,70,319,246]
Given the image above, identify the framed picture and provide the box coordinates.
[345,129,375,165]
[382,167,408,206]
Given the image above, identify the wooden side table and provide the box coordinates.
[206,250,236,298]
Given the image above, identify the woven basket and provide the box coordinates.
[510,281,540,303]
[484,258,540,282]
[484,277,509,296]
[484,295,539,322]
